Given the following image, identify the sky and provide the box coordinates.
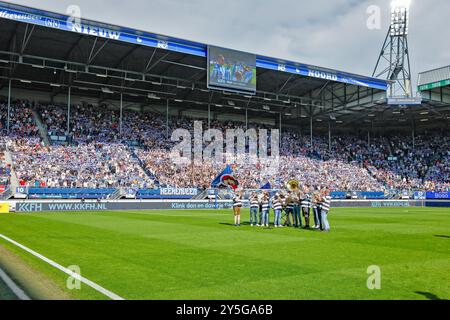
[4,0,450,88]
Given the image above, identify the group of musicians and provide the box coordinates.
[232,185,332,232]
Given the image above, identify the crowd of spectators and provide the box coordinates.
[8,138,155,188]
[0,99,448,191]
[1,100,39,137]
[0,143,11,187]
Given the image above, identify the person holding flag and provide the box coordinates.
[232,191,243,227]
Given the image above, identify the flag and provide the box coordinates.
[260,182,272,190]
[211,165,233,187]
[220,174,240,190]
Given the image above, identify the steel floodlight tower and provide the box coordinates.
[373,0,413,98]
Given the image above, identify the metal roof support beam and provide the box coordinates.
[156,56,199,79]
[324,85,345,105]
[245,107,248,131]
[143,48,158,73]
[279,77,307,95]
[7,78,11,134]
[277,75,294,93]
[64,35,84,61]
[160,60,205,71]
[145,52,170,73]
[67,86,71,134]
[328,121,332,152]
[20,24,35,55]
[120,92,123,136]
[309,81,331,100]
[87,38,109,65]
[334,106,390,129]
[279,112,282,149]
[310,106,313,149]
[2,25,19,84]
[423,103,444,118]
[0,50,369,108]
[166,99,170,139]
[316,98,383,120]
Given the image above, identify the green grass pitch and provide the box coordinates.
[0,207,449,300]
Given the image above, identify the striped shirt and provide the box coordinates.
[233,196,242,207]
[312,194,319,209]
[271,197,283,210]
[321,196,331,212]
[261,199,270,211]
[286,195,297,209]
[301,194,311,208]
[250,198,259,208]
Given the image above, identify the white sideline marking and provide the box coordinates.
[0,233,124,300]
[0,267,31,300]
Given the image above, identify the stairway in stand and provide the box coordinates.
[31,109,50,146]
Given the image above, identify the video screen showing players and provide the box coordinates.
[208,46,257,93]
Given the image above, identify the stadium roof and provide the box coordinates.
[416,66,450,124]
[418,65,450,91]
[0,1,388,91]
[0,1,448,132]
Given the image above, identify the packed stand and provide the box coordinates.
[1,99,449,191]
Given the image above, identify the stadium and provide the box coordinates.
[0,0,448,303]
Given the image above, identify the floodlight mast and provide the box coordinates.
[373,0,413,98]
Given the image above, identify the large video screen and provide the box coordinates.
[207,46,257,93]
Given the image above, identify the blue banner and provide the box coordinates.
[256,58,388,90]
[23,187,198,199]
[137,188,198,199]
[0,5,205,57]
[426,192,450,200]
[413,191,426,200]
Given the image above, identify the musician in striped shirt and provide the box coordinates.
[292,191,302,228]
[232,192,243,227]
[271,193,283,228]
[285,192,295,227]
[320,189,332,232]
[249,192,259,227]
[261,191,270,228]
[301,187,312,229]
[312,189,322,230]
[280,193,290,227]
[257,192,265,226]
